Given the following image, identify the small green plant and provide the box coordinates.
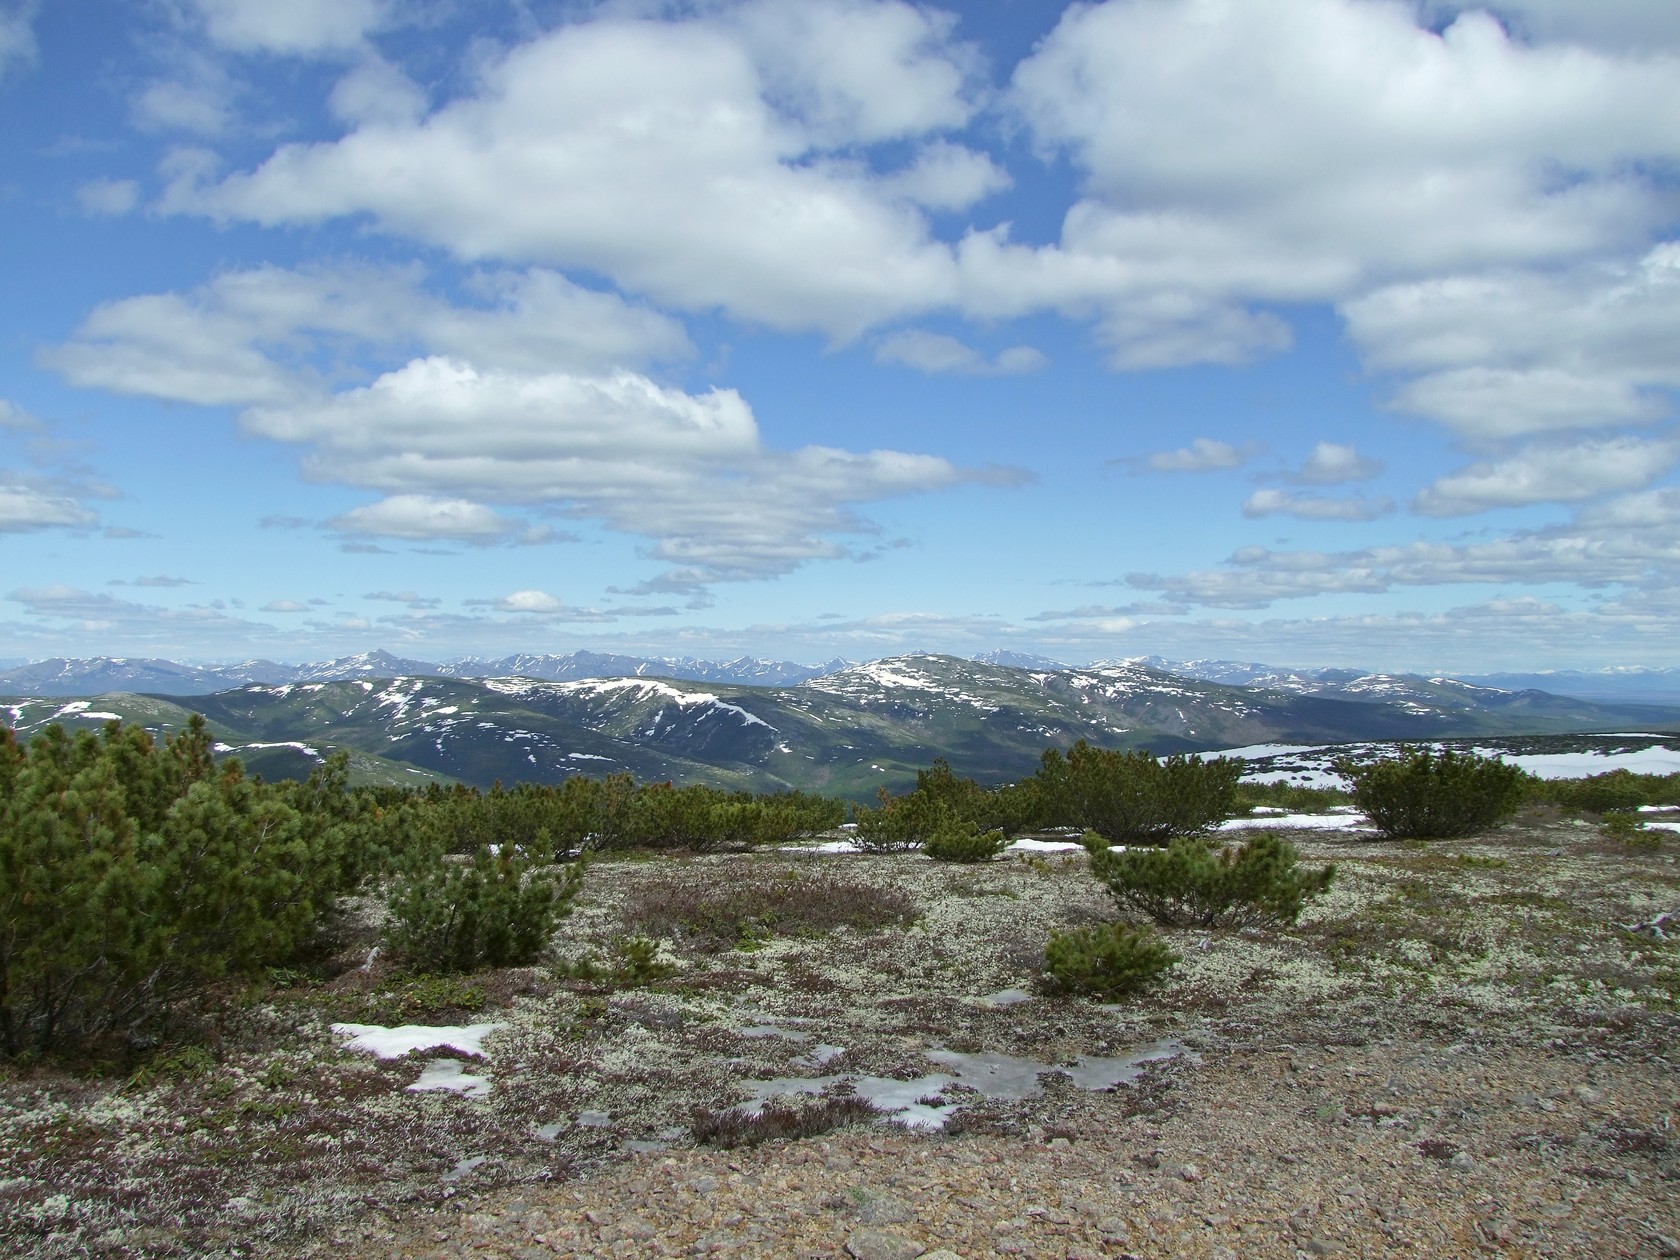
[1044,922,1178,998]
[611,935,675,986]
[1337,747,1528,840]
[1086,831,1335,928]
[923,820,1007,863]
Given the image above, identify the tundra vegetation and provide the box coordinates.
[1,717,1677,1256]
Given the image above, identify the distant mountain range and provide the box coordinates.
[0,650,852,697]
[6,653,1677,799]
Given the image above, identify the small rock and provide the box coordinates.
[1179,1163,1203,1183]
[1449,1151,1476,1172]
[846,1229,926,1260]
[921,1253,963,1260]
[1652,1234,1680,1258]
[1096,1216,1130,1239]
[1575,1085,1604,1105]
[1210,1248,1238,1260]
[1305,1240,1344,1257]
[856,1196,914,1225]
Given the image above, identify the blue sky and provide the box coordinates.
[2,0,1678,672]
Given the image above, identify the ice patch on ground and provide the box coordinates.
[1007,837,1086,853]
[1220,812,1375,832]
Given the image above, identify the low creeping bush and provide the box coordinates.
[1086,831,1335,929]
[923,820,1008,863]
[1337,747,1527,840]
[1044,922,1178,999]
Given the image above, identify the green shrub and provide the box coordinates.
[1044,922,1178,999]
[923,820,1007,863]
[1086,832,1335,929]
[1338,747,1528,840]
[1233,779,1351,814]
[1541,770,1660,817]
[1032,742,1241,844]
[1601,811,1662,850]
[0,719,369,1058]
[382,832,585,973]
[852,787,950,852]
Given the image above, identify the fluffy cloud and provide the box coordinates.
[1426,1,1680,53]
[242,356,993,584]
[1287,442,1382,485]
[187,0,389,55]
[1132,438,1260,474]
[1129,486,1680,610]
[0,474,99,533]
[874,330,1045,375]
[328,494,523,543]
[77,179,141,216]
[1242,489,1394,522]
[179,12,972,339]
[0,1,37,81]
[44,263,692,406]
[1346,244,1680,439]
[1413,435,1679,516]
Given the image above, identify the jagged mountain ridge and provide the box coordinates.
[8,653,1677,799]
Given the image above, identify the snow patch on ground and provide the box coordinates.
[331,1022,506,1060]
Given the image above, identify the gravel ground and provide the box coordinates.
[5,814,1678,1258]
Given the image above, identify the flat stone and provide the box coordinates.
[845,1228,926,1260]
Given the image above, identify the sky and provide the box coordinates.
[2,0,1678,673]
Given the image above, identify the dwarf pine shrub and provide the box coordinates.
[1541,769,1659,817]
[923,819,1008,863]
[1338,747,1528,840]
[382,829,585,974]
[1044,922,1178,999]
[1086,831,1334,929]
[0,719,371,1057]
[1032,742,1241,844]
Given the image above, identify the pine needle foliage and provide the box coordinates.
[1035,741,1242,844]
[0,719,373,1057]
[1337,747,1528,840]
[1085,831,1334,929]
[922,819,1008,863]
[382,827,585,974]
[1044,922,1178,998]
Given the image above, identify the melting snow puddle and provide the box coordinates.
[333,1021,506,1099]
[739,1040,1183,1131]
[409,1059,492,1099]
[443,1155,486,1182]
[331,1022,506,1059]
